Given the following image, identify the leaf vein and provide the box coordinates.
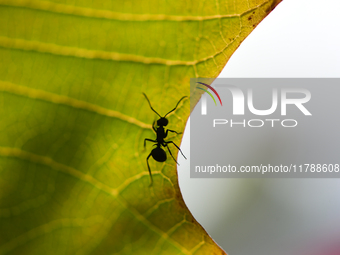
[0,216,104,255]
[0,146,119,196]
[0,0,267,22]
[0,36,198,65]
[0,147,191,253]
[0,81,151,129]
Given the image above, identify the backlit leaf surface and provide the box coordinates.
[0,0,281,254]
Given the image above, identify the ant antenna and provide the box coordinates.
[142,93,161,117]
[164,96,187,117]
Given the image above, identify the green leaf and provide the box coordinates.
[0,0,282,254]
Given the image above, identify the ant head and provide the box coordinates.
[157,117,168,127]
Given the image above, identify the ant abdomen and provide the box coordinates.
[151,147,167,162]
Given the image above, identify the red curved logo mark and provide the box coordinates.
[197,82,223,106]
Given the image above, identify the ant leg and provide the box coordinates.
[165,141,187,159]
[165,144,179,165]
[146,152,153,186]
[168,129,182,134]
[144,138,156,149]
[152,120,157,132]
[165,129,182,138]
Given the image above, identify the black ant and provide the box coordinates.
[143,93,187,186]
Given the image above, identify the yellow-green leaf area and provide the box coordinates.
[0,0,281,254]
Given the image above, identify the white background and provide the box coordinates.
[178,0,340,254]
